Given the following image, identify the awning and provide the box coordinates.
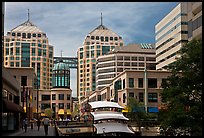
[88,101,124,109]
[41,113,46,116]
[91,111,129,121]
[58,109,64,115]
[94,122,134,134]
[122,107,129,113]
[2,99,24,113]
[67,109,71,115]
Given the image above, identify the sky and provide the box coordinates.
[4,2,178,97]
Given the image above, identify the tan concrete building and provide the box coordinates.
[155,2,202,70]
[2,67,24,132]
[3,16,54,90]
[96,43,156,90]
[5,67,37,119]
[3,13,54,117]
[82,70,171,113]
[155,3,188,70]
[77,15,124,105]
[187,2,202,40]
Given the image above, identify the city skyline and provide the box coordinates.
[4,2,178,97]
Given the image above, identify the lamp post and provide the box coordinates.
[144,67,147,113]
[36,78,39,120]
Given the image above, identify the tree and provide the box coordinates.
[127,97,148,133]
[159,39,202,136]
[44,108,53,118]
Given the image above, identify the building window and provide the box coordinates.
[58,103,64,109]
[67,103,70,109]
[41,103,50,110]
[129,92,134,98]
[52,94,56,100]
[129,78,134,88]
[138,78,143,88]
[67,94,70,100]
[123,93,126,103]
[42,95,50,101]
[100,36,104,41]
[148,93,158,102]
[139,93,144,102]
[58,94,64,100]
[148,78,157,88]
[123,79,125,89]
[16,62,20,67]
[91,36,94,40]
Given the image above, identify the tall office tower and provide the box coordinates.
[77,14,124,104]
[3,12,54,90]
[155,3,189,70]
[186,2,202,41]
[96,43,156,90]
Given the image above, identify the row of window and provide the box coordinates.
[5,38,47,44]
[41,94,71,101]
[7,32,47,38]
[87,35,122,42]
[156,22,188,43]
[128,92,158,102]
[156,40,188,58]
[41,103,71,110]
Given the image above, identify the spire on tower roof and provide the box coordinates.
[101,12,103,26]
[28,9,30,21]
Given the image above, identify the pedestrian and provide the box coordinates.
[43,116,50,136]
[30,119,34,130]
[37,118,41,131]
[23,118,28,132]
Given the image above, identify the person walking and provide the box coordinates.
[36,118,41,131]
[43,116,50,136]
[23,118,28,132]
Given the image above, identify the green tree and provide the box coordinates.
[44,108,53,118]
[159,39,202,136]
[127,97,148,133]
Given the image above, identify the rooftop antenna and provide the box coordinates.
[101,12,103,25]
[60,50,63,62]
[27,9,30,21]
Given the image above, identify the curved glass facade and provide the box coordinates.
[52,62,70,88]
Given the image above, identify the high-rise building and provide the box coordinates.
[3,12,54,90]
[155,2,202,70]
[186,2,202,41]
[155,3,188,70]
[96,43,156,90]
[77,14,124,104]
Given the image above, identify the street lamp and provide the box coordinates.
[35,77,39,120]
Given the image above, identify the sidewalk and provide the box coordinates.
[5,125,56,136]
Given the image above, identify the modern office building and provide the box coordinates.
[155,2,202,70]
[3,12,54,115]
[155,3,188,70]
[3,12,54,90]
[96,43,156,90]
[187,2,202,41]
[77,14,124,104]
